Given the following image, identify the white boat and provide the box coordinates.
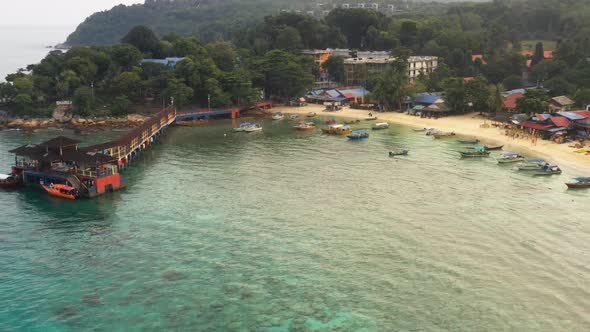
[497,152,525,163]
[372,122,390,130]
[244,124,263,132]
[272,112,284,120]
[518,159,548,171]
[233,122,253,132]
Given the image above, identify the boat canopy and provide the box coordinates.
[473,146,486,151]
[274,112,283,115]
[526,159,545,163]
[575,177,590,181]
[328,124,343,128]
[239,122,252,126]
[352,130,368,134]
[289,114,299,118]
[61,185,75,191]
[0,174,12,180]
[502,152,519,156]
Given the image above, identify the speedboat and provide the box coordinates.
[233,122,253,132]
[484,145,503,151]
[414,127,434,132]
[566,177,590,189]
[244,124,263,132]
[272,112,284,120]
[365,116,378,121]
[533,164,562,176]
[42,183,77,200]
[293,122,316,131]
[0,174,19,188]
[288,114,300,121]
[432,131,456,138]
[389,149,409,156]
[497,152,524,163]
[457,139,480,144]
[347,130,369,140]
[372,122,390,130]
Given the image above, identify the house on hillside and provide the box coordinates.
[141,57,186,68]
[503,92,525,112]
[549,96,575,112]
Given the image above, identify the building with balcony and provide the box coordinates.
[343,56,438,86]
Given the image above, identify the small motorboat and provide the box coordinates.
[518,159,548,171]
[460,146,490,158]
[325,118,337,124]
[533,164,562,176]
[344,120,361,124]
[244,124,263,132]
[347,130,369,140]
[433,131,456,139]
[272,112,284,120]
[497,152,524,163]
[484,145,504,151]
[0,174,19,188]
[288,114,300,121]
[389,149,409,157]
[42,183,77,200]
[566,177,590,189]
[306,112,317,118]
[233,122,253,132]
[414,127,434,132]
[293,122,316,131]
[457,139,480,144]
[365,116,378,121]
[372,122,390,130]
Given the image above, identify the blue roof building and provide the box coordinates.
[141,57,186,68]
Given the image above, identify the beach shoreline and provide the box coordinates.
[274,104,590,175]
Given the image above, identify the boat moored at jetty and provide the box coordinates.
[293,122,316,131]
[42,183,78,200]
[321,124,352,135]
[372,122,390,130]
[498,152,524,163]
[0,174,19,188]
[566,177,590,189]
[272,112,284,120]
[347,130,369,140]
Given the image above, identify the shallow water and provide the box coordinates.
[1,118,589,331]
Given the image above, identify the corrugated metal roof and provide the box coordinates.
[575,111,590,118]
[414,95,443,104]
[519,121,554,130]
[326,89,341,97]
[555,112,585,120]
[550,116,572,127]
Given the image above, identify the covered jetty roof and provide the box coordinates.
[41,136,80,148]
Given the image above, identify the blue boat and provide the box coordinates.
[389,149,409,156]
[347,130,369,140]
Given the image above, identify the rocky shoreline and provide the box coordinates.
[0,114,150,133]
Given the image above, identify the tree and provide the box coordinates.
[111,95,133,116]
[162,78,193,108]
[488,84,504,115]
[252,50,314,99]
[531,42,544,67]
[574,88,590,107]
[73,86,95,116]
[274,27,304,53]
[465,77,491,113]
[122,25,162,58]
[321,56,345,83]
[325,8,383,49]
[400,21,418,48]
[110,44,143,69]
[442,78,468,113]
[112,71,141,98]
[372,60,408,111]
[207,41,237,72]
[502,75,523,90]
[14,93,32,113]
[515,90,549,114]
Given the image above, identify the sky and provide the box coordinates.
[0,0,142,26]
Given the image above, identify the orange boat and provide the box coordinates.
[42,184,77,200]
[293,122,316,131]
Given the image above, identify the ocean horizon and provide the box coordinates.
[0,24,74,81]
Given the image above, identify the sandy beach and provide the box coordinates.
[274,104,590,175]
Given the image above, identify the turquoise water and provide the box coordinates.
[1,118,589,331]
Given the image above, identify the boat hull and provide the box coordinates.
[498,158,524,163]
[0,181,19,188]
[42,185,76,200]
[566,183,590,189]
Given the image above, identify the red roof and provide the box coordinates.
[520,121,554,130]
[472,54,487,65]
[504,93,525,109]
[544,51,553,59]
[550,116,571,127]
[343,93,356,99]
[463,77,474,82]
[575,111,590,118]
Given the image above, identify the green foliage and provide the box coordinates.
[122,26,162,58]
[73,86,95,116]
[14,93,32,112]
[574,89,590,107]
[162,78,193,108]
[111,95,133,116]
[371,59,409,111]
[252,49,314,99]
[321,56,345,83]
[515,90,549,114]
[502,75,523,90]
